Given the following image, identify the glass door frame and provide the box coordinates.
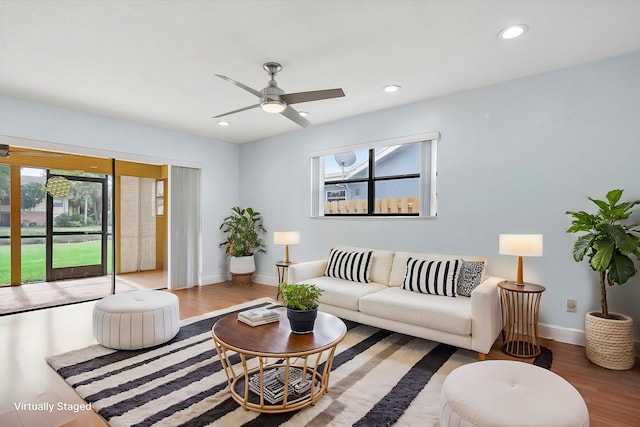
[45,173,109,281]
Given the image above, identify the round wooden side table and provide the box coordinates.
[498,281,545,358]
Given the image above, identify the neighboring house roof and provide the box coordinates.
[324,146,400,180]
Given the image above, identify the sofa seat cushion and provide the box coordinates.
[307,276,388,311]
[359,287,471,336]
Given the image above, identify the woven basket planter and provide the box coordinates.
[585,311,635,370]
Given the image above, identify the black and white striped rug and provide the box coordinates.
[46,298,485,426]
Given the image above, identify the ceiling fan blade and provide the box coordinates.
[215,74,262,97]
[212,104,260,119]
[281,88,345,105]
[280,105,311,128]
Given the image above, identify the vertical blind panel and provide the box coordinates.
[138,177,156,271]
[120,176,140,273]
[120,176,156,273]
[169,166,201,289]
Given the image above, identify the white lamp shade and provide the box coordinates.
[499,234,543,257]
[273,231,300,245]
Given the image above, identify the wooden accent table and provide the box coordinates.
[275,261,295,300]
[211,307,346,413]
[498,281,545,358]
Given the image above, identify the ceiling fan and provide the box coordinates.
[213,62,345,127]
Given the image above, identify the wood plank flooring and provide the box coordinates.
[0,281,638,426]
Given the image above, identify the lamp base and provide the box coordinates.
[516,256,524,285]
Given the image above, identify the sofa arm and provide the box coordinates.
[470,276,504,354]
[287,260,328,284]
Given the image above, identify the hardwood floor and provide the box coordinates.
[0,281,638,426]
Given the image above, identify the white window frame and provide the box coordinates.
[310,131,439,218]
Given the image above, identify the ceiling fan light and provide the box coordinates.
[260,99,286,113]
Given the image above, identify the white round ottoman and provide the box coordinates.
[93,290,180,350]
[440,360,589,427]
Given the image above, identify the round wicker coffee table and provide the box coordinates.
[211,306,346,413]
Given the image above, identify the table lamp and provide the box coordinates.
[499,234,543,285]
[274,231,300,264]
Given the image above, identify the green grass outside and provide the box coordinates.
[0,239,112,284]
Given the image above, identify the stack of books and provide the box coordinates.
[248,367,314,404]
[238,307,280,327]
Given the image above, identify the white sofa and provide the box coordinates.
[287,245,504,357]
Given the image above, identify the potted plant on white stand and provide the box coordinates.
[219,206,266,285]
[280,283,323,334]
[566,189,640,370]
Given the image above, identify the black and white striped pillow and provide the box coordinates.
[403,257,460,297]
[324,249,373,283]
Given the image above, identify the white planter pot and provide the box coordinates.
[229,255,255,275]
[585,311,635,370]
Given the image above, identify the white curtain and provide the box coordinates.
[120,176,156,273]
[169,166,201,289]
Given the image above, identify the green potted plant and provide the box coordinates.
[280,283,323,334]
[219,207,266,285]
[566,189,640,370]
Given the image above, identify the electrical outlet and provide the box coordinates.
[567,298,577,313]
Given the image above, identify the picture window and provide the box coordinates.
[310,132,438,218]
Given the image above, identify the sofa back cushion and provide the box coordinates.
[403,257,460,297]
[389,251,487,287]
[332,245,395,285]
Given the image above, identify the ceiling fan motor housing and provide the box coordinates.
[260,81,286,112]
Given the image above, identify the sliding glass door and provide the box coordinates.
[45,173,110,281]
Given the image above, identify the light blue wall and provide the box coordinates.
[240,51,640,338]
[0,95,240,284]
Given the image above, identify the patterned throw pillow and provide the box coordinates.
[403,258,460,297]
[324,248,373,283]
[456,260,485,297]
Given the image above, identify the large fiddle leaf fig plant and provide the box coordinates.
[566,189,640,319]
[219,206,266,257]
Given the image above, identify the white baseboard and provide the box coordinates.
[199,274,229,285]
[539,322,586,347]
[540,322,640,357]
[253,274,278,287]
[200,273,279,287]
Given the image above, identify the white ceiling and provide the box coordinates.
[2,1,640,144]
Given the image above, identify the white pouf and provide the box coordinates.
[440,360,589,427]
[93,290,180,350]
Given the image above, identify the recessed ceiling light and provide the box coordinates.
[217,121,230,126]
[383,85,401,93]
[498,24,528,40]
[298,111,309,117]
